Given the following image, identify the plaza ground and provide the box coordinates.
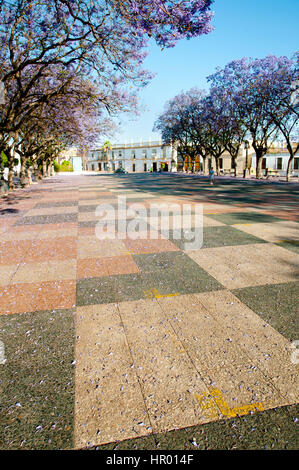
[0,173,298,450]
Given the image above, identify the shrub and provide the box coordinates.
[53,161,60,172]
[0,151,18,167]
[54,160,73,172]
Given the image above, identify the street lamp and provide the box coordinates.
[243,140,250,178]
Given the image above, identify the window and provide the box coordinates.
[277,157,282,170]
[219,158,223,169]
[112,151,115,160]
[131,150,136,159]
[262,158,267,169]
[132,163,136,172]
[142,150,147,159]
[144,163,147,172]
[152,149,157,158]
[118,151,122,157]
[162,147,166,158]
[294,158,299,170]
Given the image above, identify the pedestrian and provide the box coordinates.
[209,167,215,185]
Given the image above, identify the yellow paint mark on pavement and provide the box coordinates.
[195,388,265,419]
[144,288,180,299]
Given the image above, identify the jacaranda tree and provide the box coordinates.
[207,54,299,178]
[0,0,215,189]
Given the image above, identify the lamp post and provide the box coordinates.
[243,140,250,178]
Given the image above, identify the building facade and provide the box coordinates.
[179,144,299,177]
[85,141,178,173]
[81,139,299,177]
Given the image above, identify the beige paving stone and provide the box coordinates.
[124,193,156,199]
[35,228,78,240]
[202,203,243,214]
[74,304,151,448]
[118,299,219,433]
[0,218,16,234]
[0,264,18,286]
[0,227,78,241]
[77,236,128,259]
[157,294,286,416]
[187,243,299,289]
[24,206,78,217]
[78,199,117,206]
[78,210,115,222]
[193,290,299,404]
[0,231,40,241]
[233,220,299,243]
[10,259,77,284]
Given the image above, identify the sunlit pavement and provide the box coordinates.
[0,173,298,450]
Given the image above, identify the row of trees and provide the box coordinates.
[154,54,299,180]
[0,0,215,189]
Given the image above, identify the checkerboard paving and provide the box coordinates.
[0,173,298,450]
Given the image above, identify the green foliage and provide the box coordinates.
[1,150,8,167]
[55,160,73,172]
[53,161,60,172]
[0,152,19,168]
[26,158,33,168]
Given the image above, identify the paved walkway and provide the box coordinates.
[0,173,298,450]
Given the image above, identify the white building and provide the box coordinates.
[251,152,299,176]
[86,141,178,173]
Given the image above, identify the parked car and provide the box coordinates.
[114,168,128,174]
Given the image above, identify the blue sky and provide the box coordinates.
[113,0,299,144]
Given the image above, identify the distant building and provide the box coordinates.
[79,139,299,177]
[86,141,178,173]
[179,141,299,176]
[58,147,82,172]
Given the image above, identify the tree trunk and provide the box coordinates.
[47,161,52,177]
[286,155,293,182]
[256,154,264,179]
[231,156,237,177]
[20,154,28,187]
[48,161,54,176]
[33,161,41,181]
[26,167,32,185]
[8,157,15,190]
[42,160,47,177]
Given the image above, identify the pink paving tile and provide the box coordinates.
[0,218,16,232]
[23,237,77,263]
[6,222,77,234]
[123,237,180,254]
[0,240,32,265]
[78,226,95,236]
[263,210,299,222]
[0,280,76,315]
[77,258,109,278]
[105,255,139,276]
[77,255,139,278]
